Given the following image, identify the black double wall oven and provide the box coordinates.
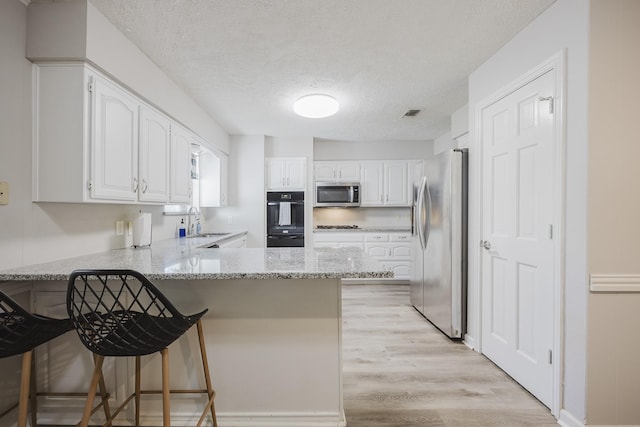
[266,191,304,247]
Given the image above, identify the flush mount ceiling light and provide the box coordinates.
[293,94,339,118]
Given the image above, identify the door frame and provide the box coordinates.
[472,50,566,417]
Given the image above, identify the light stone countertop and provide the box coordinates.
[0,231,392,281]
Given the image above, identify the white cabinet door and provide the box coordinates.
[314,162,336,181]
[138,106,170,203]
[336,162,360,181]
[285,158,306,190]
[266,158,287,190]
[384,161,410,206]
[360,161,384,206]
[90,76,139,201]
[169,124,192,204]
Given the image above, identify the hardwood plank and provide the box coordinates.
[342,283,558,426]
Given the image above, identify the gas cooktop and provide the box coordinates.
[316,225,359,229]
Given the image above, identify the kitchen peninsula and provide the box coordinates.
[0,234,391,427]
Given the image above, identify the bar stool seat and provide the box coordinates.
[1,289,110,427]
[67,269,217,427]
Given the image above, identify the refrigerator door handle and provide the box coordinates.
[424,179,432,247]
[417,177,428,250]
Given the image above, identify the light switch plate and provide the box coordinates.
[115,221,125,236]
[0,182,8,205]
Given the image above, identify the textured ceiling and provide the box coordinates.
[88,0,555,141]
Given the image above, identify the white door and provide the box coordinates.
[139,106,170,203]
[481,70,555,407]
[90,77,138,201]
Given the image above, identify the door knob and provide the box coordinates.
[480,240,492,250]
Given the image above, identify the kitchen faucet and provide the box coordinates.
[187,206,200,236]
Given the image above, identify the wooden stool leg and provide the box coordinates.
[161,348,170,427]
[29,350,37,427]
[196,320,217,427]
[80,355,104,427]
[17,350,33,427]
[94,354,112,427]
[135,356,141,427]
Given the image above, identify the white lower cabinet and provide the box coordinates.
[313,231,411,281]
[313,232,365,250]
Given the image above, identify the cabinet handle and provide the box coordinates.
[142,179,148,194]
[132,177,138,192]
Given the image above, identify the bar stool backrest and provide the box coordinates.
[1,291,73,358]
[67,269,200,357]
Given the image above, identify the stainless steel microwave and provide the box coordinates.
[315,182,360,207]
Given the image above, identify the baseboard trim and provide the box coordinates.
[557,409,584,427]
[590,275,640,292]
[37,409,347,427]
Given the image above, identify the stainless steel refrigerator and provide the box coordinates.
[410,148,468,339]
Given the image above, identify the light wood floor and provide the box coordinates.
[342,283,558,427]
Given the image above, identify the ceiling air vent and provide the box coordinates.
[403,109,421,117]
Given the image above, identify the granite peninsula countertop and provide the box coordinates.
[0,231,392,281]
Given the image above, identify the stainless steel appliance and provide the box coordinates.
[410,148,468,339]
[266,191,305,247]
[314,182,360,207]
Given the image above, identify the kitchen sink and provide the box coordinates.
[188,232,230,238]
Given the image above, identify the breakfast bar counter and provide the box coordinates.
[0,238,391,427]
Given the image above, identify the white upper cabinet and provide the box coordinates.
[138,105,170,203]
[360,160,410,207]
[89,75,139,201]
[200,146,228,207]
[169,124,193,204]
[314,161,360,182]
[266,157,306,190]
[32,63,206,205]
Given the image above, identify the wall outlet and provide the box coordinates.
[0,181,8,205]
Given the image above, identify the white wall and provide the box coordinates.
[204,135,266,248]
[586,1,640,424]
[0,0,227,271]
[314,139,432,161]
[468,0,589,422]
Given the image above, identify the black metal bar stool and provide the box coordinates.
[0,289,111,427]
[67,269,217,427]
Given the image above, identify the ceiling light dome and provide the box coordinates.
[293,94,339,118]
